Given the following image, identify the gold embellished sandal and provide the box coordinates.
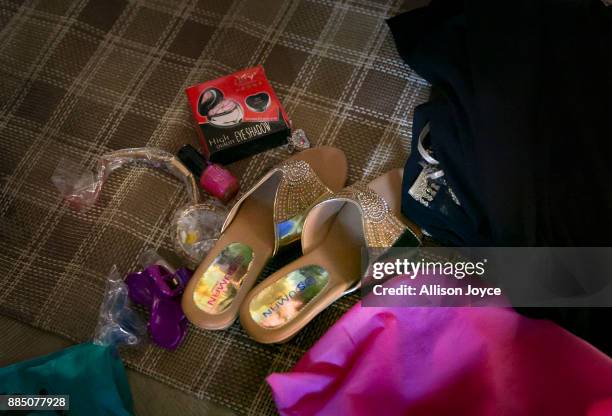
[182,147,347,329]
[239,169,421,343]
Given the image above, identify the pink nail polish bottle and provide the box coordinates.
[178,144,239,203]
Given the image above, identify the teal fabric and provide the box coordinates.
[0,342,133,415]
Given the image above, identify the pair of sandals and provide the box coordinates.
[182,147,422,343]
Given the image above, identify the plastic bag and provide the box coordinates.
[52,147,226,264]
[93,266,147,347]
[137,248,176,272]
[172,202,225,265]
[51,147,200,211]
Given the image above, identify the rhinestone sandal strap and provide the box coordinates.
[333,182,408,248]
[272,160,333,251]
[300,181,419,296]
[221,159,332,254]
[273,160,332,223]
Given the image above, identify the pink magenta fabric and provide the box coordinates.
[267,305,612,415]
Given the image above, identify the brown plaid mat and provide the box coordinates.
[0,0,428,414]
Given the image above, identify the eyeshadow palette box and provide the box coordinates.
[185,66,291,164]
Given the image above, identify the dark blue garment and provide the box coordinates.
[390,0,612,246]
[402,101,488,246]
[388,0,612,354]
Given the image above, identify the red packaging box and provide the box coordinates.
[185,66,291,164]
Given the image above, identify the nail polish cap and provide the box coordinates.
[177,144,209,178]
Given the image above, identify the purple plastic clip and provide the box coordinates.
[125,265,193,350]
